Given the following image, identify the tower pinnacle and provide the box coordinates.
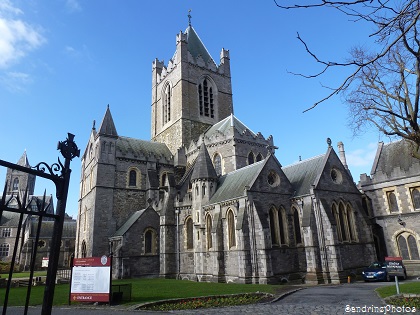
[188,9,192,26]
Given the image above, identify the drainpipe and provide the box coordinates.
[175,209,180,279]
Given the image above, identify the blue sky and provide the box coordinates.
[0,0,386,218]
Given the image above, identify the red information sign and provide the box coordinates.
[70,255,111,303]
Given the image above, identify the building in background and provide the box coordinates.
[0,152,76,271]
[359,140,420,276]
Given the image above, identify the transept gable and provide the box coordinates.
[313,147,360,194]
[249,154,294,195]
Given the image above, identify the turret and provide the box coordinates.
[190,143,218,222]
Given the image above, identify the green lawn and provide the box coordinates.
[0,271,47,279]
[376,282,420,298]
[0,278,279,306]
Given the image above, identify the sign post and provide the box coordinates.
[385,256,405,294]
[70,256,111,303]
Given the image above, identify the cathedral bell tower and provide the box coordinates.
[151,17,233,154]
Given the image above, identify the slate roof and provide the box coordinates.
[371,140,419,176]
[185,25,214,64]
[209,160,265,204]
[205,114,257,138]
[116,137,172,161]
[282,154,325,197]
[191,143,217,181]
[0,211,23,226]
[113,209,146,237]
[33,220,76,238]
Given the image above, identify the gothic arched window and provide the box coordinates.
[346,204,357,241]
[269,207,279,246]
[387,191,399,213]
[333,204,342,241]
[129,170,137,186]
[339,203,349,241]
[279,207,287,245]
[206,214,212,250]
[161,173,167,187]
[412,188,420,210]
[163,83,171,124]
[227,209,236,248]
[12,178,19,191]
[248,152,255,165]
[256,153,263,162]
[213,153,222,176]
[292,207,302,245]
[144,228,157,254]
[198,78,214,118]
[397,232,420,260]
[81,241,87,258]
[186,217,193,250]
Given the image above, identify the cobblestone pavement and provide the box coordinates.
[8,281,420,315]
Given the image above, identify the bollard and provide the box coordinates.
[347,275,351,283]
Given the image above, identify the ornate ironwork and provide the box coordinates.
[0,133,79,315]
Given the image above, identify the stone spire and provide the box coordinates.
[191,143,217,181]
[98,105,118,137]
[17,150,30,167]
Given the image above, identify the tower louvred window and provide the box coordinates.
[199,78,214,118]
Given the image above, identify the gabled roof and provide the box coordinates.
[282,154,325,197]
[371,140,419,176]
[113,209,146,237]
[31,220,76,238]
[191,143,217,181]
[116,137,172,161]
[0,211,23,227]
[185,25,214,64]
[209,160,265,204]
[98,106,118,137]
[205,114,257,138]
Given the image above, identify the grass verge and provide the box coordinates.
[0,278,280,307]
[0,271,47,279]
[376,282,420,309]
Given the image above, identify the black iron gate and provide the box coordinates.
[0,133,79,315]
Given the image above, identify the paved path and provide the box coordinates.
[7,282,419,315]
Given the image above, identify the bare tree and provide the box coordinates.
[275,0,420,155]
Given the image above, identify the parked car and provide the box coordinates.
[362,262,388,281]
[362,260,407,282]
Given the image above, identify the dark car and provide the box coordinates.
[362,262,388,281]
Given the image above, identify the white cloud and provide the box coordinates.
[64,44,92,63]
[65,0,82,13]
[0,1,45,69]
[0,71,32,92]
[0,0,23,17]
[346,142,378,168]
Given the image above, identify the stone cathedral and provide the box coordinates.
[75,22,376,284]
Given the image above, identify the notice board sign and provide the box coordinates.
[385,256,405,277]
[70,256,111,303]
[41,257,49,268]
